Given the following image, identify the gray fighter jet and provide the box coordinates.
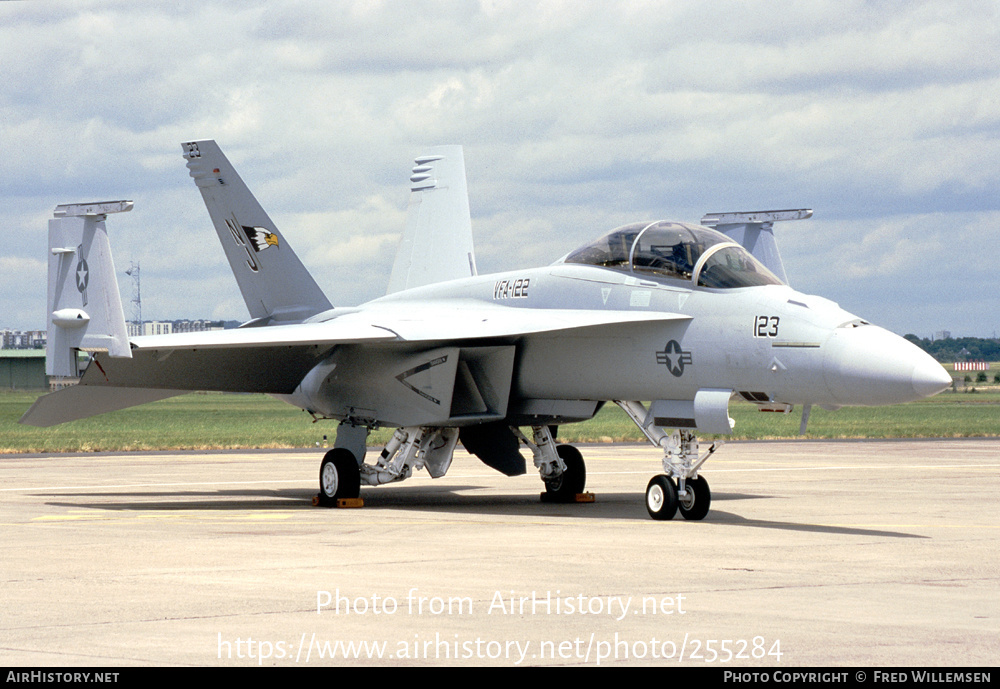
[21,141,952,520]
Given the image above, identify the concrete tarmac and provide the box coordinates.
[1,439,998,667]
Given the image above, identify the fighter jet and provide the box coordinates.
[21,141,952,520]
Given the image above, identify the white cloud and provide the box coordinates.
[1,0,998,336]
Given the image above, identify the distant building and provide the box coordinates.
[934,330,951,341]
[0,329,46,350]
[126,320,225,337]
[127,321,172,337]
[0,350,47,389]
[170,319,226,334]
[1,320,230,386]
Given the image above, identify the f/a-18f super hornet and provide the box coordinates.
[21,141,952,520]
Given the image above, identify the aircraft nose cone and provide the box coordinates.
[824,325,952,406]
[911,357,954,398]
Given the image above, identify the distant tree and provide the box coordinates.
[906,335,1000,363]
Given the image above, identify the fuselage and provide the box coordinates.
[289,219,951,430]
[362,261,950,412]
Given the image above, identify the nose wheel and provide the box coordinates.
[678,475,711,520]
[645,474,711,521]
[646,475,678,520]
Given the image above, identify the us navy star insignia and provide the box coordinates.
[76,258,89,292]
[656,339,692,377]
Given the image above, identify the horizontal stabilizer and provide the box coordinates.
[700,209,812,286]
[19,386,184,427]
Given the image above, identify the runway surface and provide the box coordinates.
[1,439,998,667]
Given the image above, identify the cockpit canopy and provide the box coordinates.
[561,220,784,289]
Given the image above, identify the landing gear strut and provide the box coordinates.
[617,400,719,521]
[513,426,587,502]
[315,425,459,507]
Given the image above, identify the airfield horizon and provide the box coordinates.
[3,386,998,455]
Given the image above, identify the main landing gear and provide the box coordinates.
[315,426,461,507]
[314,423,590,508]
[314,413,715,521]
[512,426,587,502]
[616,400,720,521]
[316,448,361,507]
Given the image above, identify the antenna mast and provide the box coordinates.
[125,261,141,333]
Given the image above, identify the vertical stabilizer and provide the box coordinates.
[182,140,332,324]
[46,201,133,377]
[700,209,812,286]
[387,145,476,294]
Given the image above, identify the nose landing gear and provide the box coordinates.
[618,400,719,521]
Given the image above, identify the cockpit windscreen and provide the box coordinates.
[562,221,784,288]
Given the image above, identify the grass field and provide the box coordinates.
[3,384,999,454]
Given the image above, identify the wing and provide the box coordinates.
[20,306,688,426]
[345,302,687,341]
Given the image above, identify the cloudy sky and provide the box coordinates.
[2,0,998,338]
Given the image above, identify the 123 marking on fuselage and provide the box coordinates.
[753,315,780,338]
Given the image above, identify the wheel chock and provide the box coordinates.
[540,492,595,504]
[312,494,365,508]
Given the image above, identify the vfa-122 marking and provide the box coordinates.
[494,277,530,300]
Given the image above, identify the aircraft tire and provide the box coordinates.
[678,475,711,521]
[646,475,678,520]
[544,444,586,502]
[317,448,361,507]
